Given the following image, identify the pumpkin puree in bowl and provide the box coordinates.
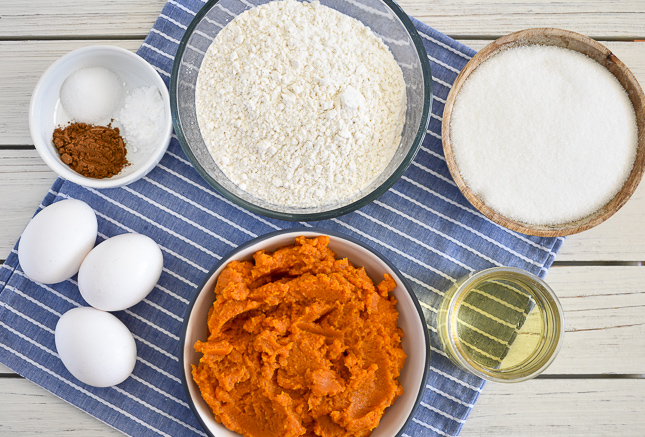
[192,236,406,437]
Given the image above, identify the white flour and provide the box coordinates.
[195,0,406,207]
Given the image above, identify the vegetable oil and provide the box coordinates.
[438,267,564,382]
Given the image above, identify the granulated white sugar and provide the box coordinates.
[195,0,406,208]
[450,45,638,225]
[60,67,124,125]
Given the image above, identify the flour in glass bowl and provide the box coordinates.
[195,0,406,208]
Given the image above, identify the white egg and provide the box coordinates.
[78,233,163,311]
[18,199,97,284]
[55,306,136,387]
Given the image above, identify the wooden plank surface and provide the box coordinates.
[558,183,645,261]
[0,379,122,436]
[409,0,645,39]
[1,376,643,437]
[0,1,165,38]
[543,266,645,375]
[1,0,643,39]
[460,378,645,437]
[0,150,57,259]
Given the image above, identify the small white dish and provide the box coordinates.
[180,227,430,437]
[29,45,172,189]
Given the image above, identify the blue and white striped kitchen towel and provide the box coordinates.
[0,0,564,436]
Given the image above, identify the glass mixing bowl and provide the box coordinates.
[171,0,432,221]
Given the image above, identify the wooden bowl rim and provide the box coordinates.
[442,28,645,237]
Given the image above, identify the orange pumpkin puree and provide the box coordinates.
[193,235,406,437]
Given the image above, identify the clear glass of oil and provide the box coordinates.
[438,267,564,382]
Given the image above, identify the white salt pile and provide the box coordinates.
[117,86,164,154]
[60,67,124,125]
[450,45,638,225]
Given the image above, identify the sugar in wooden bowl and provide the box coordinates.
[442,28,645,237]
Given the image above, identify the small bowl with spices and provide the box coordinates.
[30,45,172,189]
[442,28,645,237]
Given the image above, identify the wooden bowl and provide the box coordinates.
[442,28,645,237]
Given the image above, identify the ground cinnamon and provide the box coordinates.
[52,122,129,179]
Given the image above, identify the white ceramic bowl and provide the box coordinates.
[180,227,430,437]
[29,45,172,189]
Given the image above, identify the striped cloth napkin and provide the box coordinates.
[0,0,564,436]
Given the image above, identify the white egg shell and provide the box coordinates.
[78,233,163,311]
[55,306,136,387]
[18,199,97,284]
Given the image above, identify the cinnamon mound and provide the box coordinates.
[52,122,129,178]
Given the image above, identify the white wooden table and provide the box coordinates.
[1,0,644,435]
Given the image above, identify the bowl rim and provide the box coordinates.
[29,44,173,189]
[178,226,431,437]
[441,27,645,237]
[170,0,433,221]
